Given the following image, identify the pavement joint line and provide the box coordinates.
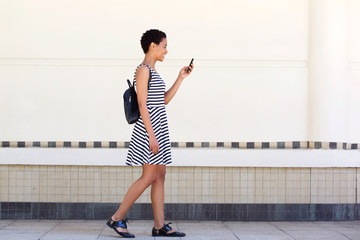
[232,232,241,240]
[222,220,240,240]
[321,223,352,240]
[175,221,180,238]
[313,220,350,236]
[268,221,296,240]
[97,220,107,239]
[0,219,17,230]
[337,231,352,240]
[38,220,62,240]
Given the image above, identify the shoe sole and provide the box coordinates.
[106,222,135,238]
[152,234,186,237]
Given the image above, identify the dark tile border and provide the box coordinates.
[293,141,301,149]
[1,203,359,221]
[262,142,270,149]
[277,142,285,149]
[231,142,239,148]
[247,142,255,149]
[109,142,117,148]
[1,141,359,150]
[186,142,194,148]
[94,141,102,148]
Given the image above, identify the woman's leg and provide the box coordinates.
[150,165,176,234]
[111,164,157,231]
[150,165,166,229]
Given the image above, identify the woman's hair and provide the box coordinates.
[140,29,167,54]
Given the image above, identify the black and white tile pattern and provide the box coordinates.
[0,141,359,150]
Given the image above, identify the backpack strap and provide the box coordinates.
[135,64,152,90]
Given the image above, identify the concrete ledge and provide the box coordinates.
[0,148,359,167]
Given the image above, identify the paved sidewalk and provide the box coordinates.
[0,220,360,240]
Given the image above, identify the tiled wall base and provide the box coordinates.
[0,202,359,221]
[1,166,359,204]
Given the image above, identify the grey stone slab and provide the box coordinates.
[177,221,229,232]
[314,222,360,240]
[226,222,293,240]
[180,234,237,240]
[132,236,155,240]
[270,221,327,231]
[233,231,294,240]
[175,221,237,240]
[53,220,104,231]
[0,229,44,240]
[41,233,100,240]
[0,220,15,229]
[315,221,360,231]
[334,229,360,240]
[41,226,101,240]
[285,230,350,240]
[336,221,360,230]
[3,219,60,231]
[224,221,279,231]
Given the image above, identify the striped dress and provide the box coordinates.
[125,64,172,166]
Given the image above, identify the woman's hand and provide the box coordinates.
[164,63,194,105]
[178,63,194,80]
[149,135,159,154]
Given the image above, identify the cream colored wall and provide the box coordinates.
[0,0,308,142]
[0,0,359,143]
[348,0,360,142]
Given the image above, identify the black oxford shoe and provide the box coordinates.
[152,222,186,237]
[106,217,135,238]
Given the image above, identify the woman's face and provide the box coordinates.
[153,38,168,62]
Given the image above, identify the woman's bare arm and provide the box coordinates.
[164,64,193,105]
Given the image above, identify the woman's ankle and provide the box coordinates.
[112,215,123,221]
[154,222,164,229]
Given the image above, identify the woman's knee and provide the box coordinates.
[156,167,166,182]
[141,164,166,184]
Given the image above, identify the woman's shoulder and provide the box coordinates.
[135,64,150,80]
[137,64,152,73]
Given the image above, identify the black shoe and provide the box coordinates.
[106,217,135,238]
[152,222,186,237]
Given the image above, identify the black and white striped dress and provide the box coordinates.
[125,64,172,166]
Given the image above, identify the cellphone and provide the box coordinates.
[187,58,194,73]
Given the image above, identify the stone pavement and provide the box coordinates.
[0,219,360,240]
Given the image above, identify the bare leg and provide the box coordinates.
[111,164,157,232]
[150,165,175,234]
[151,165,166,229]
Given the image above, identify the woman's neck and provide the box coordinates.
[142,54,156,70]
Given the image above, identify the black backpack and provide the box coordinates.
[123,66,151,124]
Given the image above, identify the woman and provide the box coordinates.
[107,29,193,238]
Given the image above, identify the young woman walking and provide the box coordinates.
[106,29,193,238]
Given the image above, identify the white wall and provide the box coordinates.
[0,0,357,143]
[348,0,360,142]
